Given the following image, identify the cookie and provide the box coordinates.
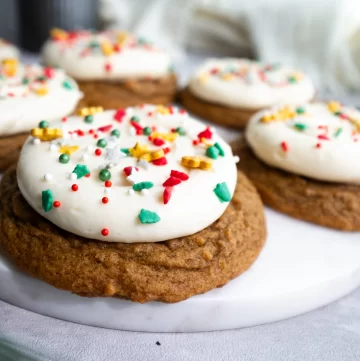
[179,58,315,128]
[42,29,177,109]
[0,38,19,60]
[239,101,360,230]
[0,104,266,303]
[0,59,82,170]
[0,167,266,303]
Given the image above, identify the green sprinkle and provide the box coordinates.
[334,111,342,116]
[138,209,161,224]
[59,153,70,164]
[175,127,186,136]
[84,115,93,123]
[121,148,131,155]
[214,182,231,203]
[334,127,343,137]
[143,127,152,136]
[111,129,121,138]
[214,142,225,156]
[39,120,49,129]
[296,107,305,114]
[89,41,99,48]
[22,77,29,85]
[97,138,107,148]
[99,169,111,181]
[36,76,47,82]
[62,79,74,90]
[72,164,90,179]
[133,182,154,191]
[130,116,140,123]
[288,76,297,84]
[206,145,220,159]
[294,123,307,131]
[42,189,53,212]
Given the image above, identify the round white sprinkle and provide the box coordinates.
[44,173,52,181]
[82,153,89,161]
[129,127,136,136]
[86,145,94,153]
[32,138,40,145]
[233,155,240,163]
[141,189,149,196]
[128,189,135,196]
[49,144,58,151]
[104,188,111,195]
[70,173,77,181]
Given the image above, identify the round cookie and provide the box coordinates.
[0,104,266,303]
[0,38,19,60]
[41,29,177,109]
[179,58,315,129]
[238,101,360,230]
[0,60,82,169]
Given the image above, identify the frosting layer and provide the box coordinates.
[0,39,19,60]
[246,102,360,184]
[41,29,173,81]
[0,61,82,136]
[17,105,238,243]
[189,58,315,109]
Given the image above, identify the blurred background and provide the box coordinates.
[1,0,360,99]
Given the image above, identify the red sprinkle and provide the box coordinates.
[101,228,109,236]
[123,166,139,176]
[192,139,199,146]
[153,138,165,146]
[136,129,143,135]
[171,170,189,181]
[152,157,168,166]
[281,141,289,152]
[61,116,67,122]
[71,184,78,192]
[89,129,95,134]
[163,187,173,204]
[168,106,174,114]
[317,135,330,140]
[85,173,91,178]
[163,147,170,154]
[93,134,99,139]
[53,201,61,208]
[98,124,112,132]
[179,109,187,115]
[44,67,55,78]
[316,143,322,149]
[198,127,212,139]
[104,63,112,73]
[105,180,112,188]
[114,109,126,122]
[102,197,109,204]
[130,121,143,131]
[163,176,181,187]
[95,148,102,156]
[147,112,153,117]
[77,130,85,136]
[113,44,121,52]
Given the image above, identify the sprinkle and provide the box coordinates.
[128,189,135,196]
[35,87,48,96]
[214,142,225,156]
[59,153,70,164]
[101,228,109,236]
[31,127,63,141]
[233,156,240,163]
[78,106,103,116]
[39,120,49,129]
[138,209,161,224]
[140,149,164,162]
[170,170,189,180]
[294,123,307,131]
[181,156,212,170]
[296,107,305,114]
[123,166,138,176]
[85,115,93,123]
[198,127,212,140]
[49,144,58,151]
[130,142,149,158]
[53,201,61,208]
[163,187,172,204]
[317,135,330,140]
[214,182,231,202]
[175,127,186,135]
[71,184,78,192]
[143,127,152,136]
[104,63,112,73]
[334,128,343,137]
[97,138,108,148]
[133,181,154,191]
[44,173,53,181]
[281,141,289,152]
[206,145,220,159]
[82,153,89,161]
[42,190,54,212]
[114,109,126,122]
[72,164,90,179]
[99,169,111,181]
[315,143,322,149]
[163,177,181,187]
[152,157,168,166]
[32,138,41,145]
[95,148,102,156]
[59,145,79,155]
[153,138,165,146]
[62,116,67,122]
[105,180,112,188]
[111,129,120,138]
[137,159,149,170]
[62,80,74,90]
[106,147,126,163]
[102,197,109,204]
[150,132,178,142]
[70,173,77,181]
[141,189,149,196]
[98,125,112,133]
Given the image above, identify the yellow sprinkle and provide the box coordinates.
[292,72,304,81]
[151,132,178,142]
[200,137,213,146]
[116,31,129,45]
[101,42,114,56]
[59,145,79,155]
[156,105,170,115]
[129,142,149,158]
[31,128,63,141]
[181,156,212,170]
[78,106,104,116]
[2,58,18,76]
[221,73,233,81]
[35,87,48,96]
[50,28,68,40]
[328,101,341,113]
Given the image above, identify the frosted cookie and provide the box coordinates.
[179,58,315,128]
[41,29,177,109]
[0,105,266,303]
[236,101,360,230]
[0,38,19,61]
[0,59,82,169]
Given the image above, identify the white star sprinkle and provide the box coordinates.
[105,147,127,164]
[137,159,149,170]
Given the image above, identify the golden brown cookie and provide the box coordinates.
[0,133,28,170]
[0,168,266,303]
[77,74,177,110]
[233,143,360,231]
[178,87,257,129]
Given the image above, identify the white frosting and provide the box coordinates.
[189,58,315,109]
[41,30,173,81]
[0,62,82,136]
[246,102,360,184]
[17,105,237,243]
[0,39,19,60]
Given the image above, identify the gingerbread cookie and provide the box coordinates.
[41,29,177,109]
[0,38,19,60]
[239,101,360,230]
[0,59,82,169]
[0,104,266,303]
[179,58,315,128]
